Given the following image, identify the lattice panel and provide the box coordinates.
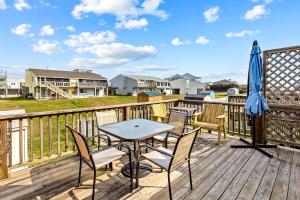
[265,110,300,147]
[264,46,300,147]
[265,47,300,105]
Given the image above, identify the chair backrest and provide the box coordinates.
[95,110,118,127]
[67,126,91,162]
[150,104,168,117]
[170,128,200,169]
[201,103,225,124]
[168,110,188,136]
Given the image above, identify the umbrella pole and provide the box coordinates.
[231,116,277,158]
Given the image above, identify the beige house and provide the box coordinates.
[25,68,108,100]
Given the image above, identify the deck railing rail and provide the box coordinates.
[0,99,299,180]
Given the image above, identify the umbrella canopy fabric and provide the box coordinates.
[245,41,269,116]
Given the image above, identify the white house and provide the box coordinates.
[166,73,205,95]
[0,75,23,98]
[110,74,172,96]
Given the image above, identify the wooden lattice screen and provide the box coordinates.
[263,45,300,147]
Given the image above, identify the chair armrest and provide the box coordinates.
[139,144,174,158]
[217,115,226,119]
[192,112,203,122]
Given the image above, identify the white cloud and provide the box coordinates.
[14,0,31,11]
[195,36,211,45]
[66,26,76,32]
[171,38,189,46]
[225,30,260,38]
[203,6,220,23]
[69,43,157,67]
[115,18,148,29]
[40,25,55,36]
[244,5,268,21]
[115,65,177,73]
[32,40,62,55]
[71,0,167,21]
[11,24,32,36]
[64,31,117,49]
[0,0,7,9]
[251,0,274,4]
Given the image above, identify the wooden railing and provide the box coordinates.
[2,99,299,179]
[0,99,178,177]
[78,82,107,88]
[177,100,250,137]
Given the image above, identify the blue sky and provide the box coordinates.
[0,0,299,83]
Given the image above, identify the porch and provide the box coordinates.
[0,133,299,200]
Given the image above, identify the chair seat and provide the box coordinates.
[142,147,173,169]
[192,122,219,130]
[92,147,126,168]
[153,133,178,142]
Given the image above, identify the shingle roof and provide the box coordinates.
[28,68,107,80]
[125,75,165,82]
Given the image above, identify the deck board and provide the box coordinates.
[0,133,299,200]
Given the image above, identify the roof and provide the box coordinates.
[138,91,162,96]
[124,75,165,82]
[27,68,107,80]
[167,73,201,81]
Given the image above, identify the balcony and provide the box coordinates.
[39,81,72,87]
[0,100,299,199]
[78,82,107,88]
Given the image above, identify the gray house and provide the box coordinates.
[110,74,172,96]
[166,73,205,95]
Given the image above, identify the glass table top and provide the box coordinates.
[98,119,174,141]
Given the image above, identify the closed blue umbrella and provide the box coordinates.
[231,40,276,158]
[245,40,269,116]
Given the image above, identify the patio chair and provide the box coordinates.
[191,103,226,144]
[152,110,188,148]
[66,126,133,200]
[149,104,169,123]
[95,110,121,148]
[137,127,201,200]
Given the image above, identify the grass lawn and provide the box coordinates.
[0,95,184,113]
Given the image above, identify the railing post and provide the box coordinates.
[123,106,131,120]
[0,120,9,180]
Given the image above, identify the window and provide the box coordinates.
[80,88,88,93]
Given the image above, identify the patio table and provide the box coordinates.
[98,118,174,187]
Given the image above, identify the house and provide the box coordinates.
[166,73,205,95]
[110,74,172,96]
[0,74,23,98]
[25,68,108,100]
[137,91,163,102]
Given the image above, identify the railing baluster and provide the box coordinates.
[39,117,43,159]
[227,105,231,135]
[243,108,247,138]
[48,116,52,156]
[91,112,95,145]
[232,105,236,135]
[64,114,68,152]
[29,118,33,162]
[56,115,60,154]
[238,105,241,135]
[19,119,23,164]
[85,112,89,137]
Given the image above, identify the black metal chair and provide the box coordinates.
[66,125,133,200]
[138,127,201,200]
[152,110,189,148]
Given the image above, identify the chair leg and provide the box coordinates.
[92,169,96,200]
[188,159,193,190]
[223,124,227,139]
[128,152,133,192]
[217,127,221,144]
[109,162,113,171]
[78,158,82,187]
[168,172,173,200]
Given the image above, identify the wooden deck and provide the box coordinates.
[0,133,299,200]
